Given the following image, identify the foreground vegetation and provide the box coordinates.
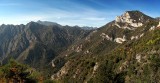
[0,59,56,83]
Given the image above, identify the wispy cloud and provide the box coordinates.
[82,17,106,21]
[0,0,123,27]
[0,0,159,27]
[35,1,122,27]
[0,3,21,6]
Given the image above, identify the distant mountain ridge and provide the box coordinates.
[155,17,160,21]
[36,20,95,30]
[37,20,61,26]
[0,22,91,72]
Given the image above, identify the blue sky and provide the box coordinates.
[0,0,159,27]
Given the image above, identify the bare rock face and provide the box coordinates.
[114,37,126,44]
[100,32,127,44]
[149,26,156,31]
[100,33,112,41]
[157,21,160,27]
[116,12,132,23]
[116,12,143,27]
[51,61,71,80]
[115,11,154,30]
[131,33,144,40]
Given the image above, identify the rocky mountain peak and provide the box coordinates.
[115,10,154,30]
[116,10,152,23]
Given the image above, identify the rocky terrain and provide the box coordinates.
[1,10,160,83]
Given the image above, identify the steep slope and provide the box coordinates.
[51,10,159,83]
[0,22,91,77]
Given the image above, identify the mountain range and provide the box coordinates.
[1,10,160,83]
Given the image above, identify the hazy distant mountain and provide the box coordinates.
[37,20,95,30]
[155,17,160,21]
[37,20,61,26]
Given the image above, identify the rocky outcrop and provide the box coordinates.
[136,54,141,63]
[115,11,154,30]
[114,35,126,44]
[149,26,156,31]
[71,44,83,53]
[51,61,71,80]
[116,11,143,28]
[100,33,112,40]
[131,33,144,40]
[92,62,99,76]
[75,44,83,52]
[100,32,127,44]
[149,22,160,31]
[114,38,126,44]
